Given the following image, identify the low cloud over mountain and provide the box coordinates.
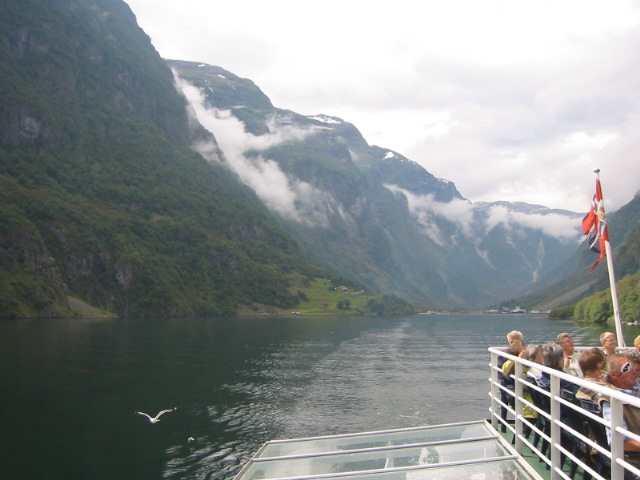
[386,184,582,246]
[179,77,349,227]
[171,61,585,309]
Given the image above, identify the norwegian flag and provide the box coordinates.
[581,177,609,271]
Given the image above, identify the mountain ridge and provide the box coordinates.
[169,60,585,309]
[2,0,635,318]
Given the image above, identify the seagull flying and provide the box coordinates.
[135,407,176,423]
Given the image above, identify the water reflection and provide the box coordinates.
[0,314,633,480]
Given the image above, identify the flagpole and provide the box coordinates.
[595,169,625,347]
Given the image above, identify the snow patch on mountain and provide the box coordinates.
[308,114,342,125]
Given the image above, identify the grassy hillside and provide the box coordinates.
[238,277,415,316]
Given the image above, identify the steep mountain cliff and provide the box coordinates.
[169,61,584,309]
[0,0,322,317]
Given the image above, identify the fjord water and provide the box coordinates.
[0,314,626,480]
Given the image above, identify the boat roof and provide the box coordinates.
[233,420,544,480]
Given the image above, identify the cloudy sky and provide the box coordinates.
[126,0,640,213]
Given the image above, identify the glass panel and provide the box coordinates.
[261,422,491,458]
[318,459,537,480]
[240,439,509,480]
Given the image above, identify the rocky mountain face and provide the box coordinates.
[169,61,584,309]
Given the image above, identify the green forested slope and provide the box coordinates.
[571,197,640,321]
[574,272,640,322]
[0,0,323,317]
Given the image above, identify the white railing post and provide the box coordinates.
[489,351,499,430]
[514,360,524,453]
[611,397,626,480]
[549,374,562,480]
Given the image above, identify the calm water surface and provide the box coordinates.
[0,314,633,480]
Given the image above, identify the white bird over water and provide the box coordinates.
[135,407,176,423]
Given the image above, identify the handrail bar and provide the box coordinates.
[248,455,522,480]
[489,346,640,410]
[251,435,499,462]
[265,420,486,444]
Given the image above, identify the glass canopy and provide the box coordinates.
[234,421,544,480]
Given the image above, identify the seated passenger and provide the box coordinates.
[501,341,525,398]
[497,332,524,432]
[538,342,579,394]
[522,344,543,383]
[498,331,524,374]
[501,340,526,377]
[623,350,640,397]
[508,330,524,344]
[576,348,608,403]
[600,331,617,356]
[516,344,541,425]
[600,354,640,468]
[556,332,583,377]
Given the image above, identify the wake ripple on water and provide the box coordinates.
[1,314,619,480]
[154,316,622,480]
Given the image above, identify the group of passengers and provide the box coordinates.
[500,331,584,397]
[499,330,640,473]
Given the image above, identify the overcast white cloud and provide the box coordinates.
[385,185,582,248]
[178,78,348,226]
[126,0,640,212]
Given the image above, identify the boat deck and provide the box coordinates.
[233,420,545,480]
[496,421,584,480]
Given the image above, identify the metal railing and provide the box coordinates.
[489,346,640,480]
